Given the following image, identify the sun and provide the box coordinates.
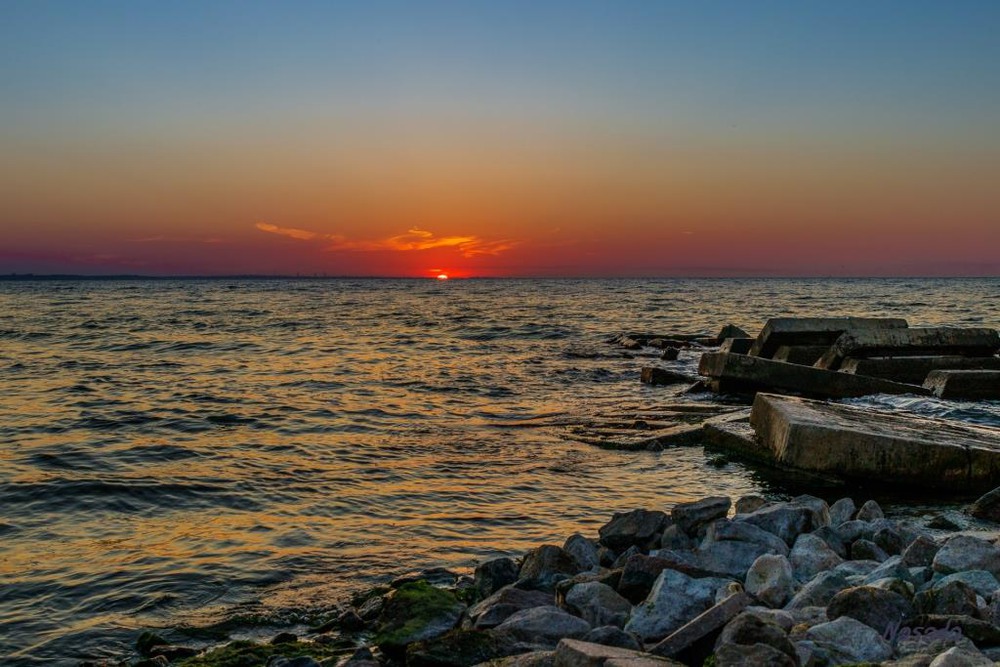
[436,273,449,280]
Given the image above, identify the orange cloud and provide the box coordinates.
[255,223,518,258]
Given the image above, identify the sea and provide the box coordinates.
[2,277,999,664]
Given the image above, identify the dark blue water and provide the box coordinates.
[1,278,998,664]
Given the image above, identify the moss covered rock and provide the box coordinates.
[375,580,466,658]
[176,638,352,667]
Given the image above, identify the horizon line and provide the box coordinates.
[2,273,1000,281]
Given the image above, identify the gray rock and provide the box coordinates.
[672,497,731,536]
[791,495,831,528]
[864,556,916,586]
[659,525,695,551]
[734,495,767,515]
[805,616,893,663]
[564,582,632,629]
[852,538,890,562]
[933,535,1000,577]
[598,510,669,551]
[785,605,828,630]
[934,571,1000,599]
[789,533,843,582]
[809,525,848,559]
[564,535,601,572]
[696,539,781,579]
[916,580,979,617]
[745,554,794,609]
[829,498,856,526]
[701,520,790,556]
[834,560,881,577]
[838,519,876,543]
[742,606,795,631]
[875,525,908,556]
[902,535,942,568]
[494,606,591,651]
[969,487,1000,523]
[716,612,797,659]
[520,545,582,591]
[475,558,520,600]
[928,646,992,667]
[713,642,796,667]
[785,571,850,610]
[867,577,915,599]
[580,626,641,651]
[624,569,730,642]
[617,554,681,603]
[552,638,676,667]
[612,545,641,569]
[736,503,814,547]
[856,499,885,522]
[470,586,553,629]
[827,585,915,632]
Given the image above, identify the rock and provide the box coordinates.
[699,352,924,399]
[714,643,796,666]
[906,614,1000,646]
[745,554,794,608]
[469,586,553,629]
[650,593,750,658]
[928,646,993,667]
[553,638,682,667]
[928,514,963,530]
[735,503,815,547]
[406,629,509,667]
[271,632,297,644]
[829,498,856,526]
[581,626,641,651]
[672,497,731,536]
[640,367,698,386]
[924,370,1000,400]
[617,553,705,603]
[748,317,908,359]
[804,526,846,559]
[827,585,915,632]
[742,607,795,631]
[915,581,979,617]
[933,571,1000,599]
[902,535,941,568]
[598,510,669,551]
[838,519,877,542]
[857,499,885,522]
[659,525,695,551]
[148,645,199,661]
[867,577,915,599]
[520,545,582,591]
[696,539,783,579]
[375,581,466,658]
[816,327,1000,371]
[864,556,916,586]
[715,611,797,659]
[134,658,169,667]
[734,496,766,515]
[475,558,520,600]
[717,324,751,344]
[720,338,755,355]
[624,569,730,642]
[136,632,169,656]
[804,615,893,663]
[789,533,844,582]
[488,651,555,667]
[834,560,881,577]
[564,582,632,629]
[969,486,1000,522]
[785,571,850,610]
[791,495,831,527]
[852,538,890,562]
[494,606,591,652]
[933,535,1000,577]
[612,546,642,569]
[874,526,907,556]
[660,347,680,361]
[564,535,601,572]
[702,520,790,555]
[841,355,1000,385]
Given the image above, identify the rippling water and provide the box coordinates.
[2,277,999,664]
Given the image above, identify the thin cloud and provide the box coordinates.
[256,223,518,258]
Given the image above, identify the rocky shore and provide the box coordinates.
[111,492,1000,667]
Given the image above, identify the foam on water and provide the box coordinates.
[1,277,998,663]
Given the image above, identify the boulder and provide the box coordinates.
[924,370,1000,400]
[829,498,856,526]
[735,502,814,547]
[856,499,885,521]
[717,324,751,344]
[933,535,1000,577]
[564,582,632,629]
[838,519,876,542]
[915,581,979,617]
[713,642,796,667]
[598,510,669,551]
[696,539,784,580]
[624,569,731,642]
[719,338,754,355]
[906,614,1000,646]
[406,630,510,667]
[785,571,850,610]
[672,497,731,536]
[789,533,843,582]
[745,554,794,608]
[375,581,467,658]
[520,546,582,591]
[748,393,1000,492]
[640,367,698,386]
[734,496,767,515]
[494,606,591,652]
[834,560,881,578]
[902,535,941,568]
[816,327,1000,371]
[933,571,1000,599]
[649,593,750,658]
[809,526,848,558]
[969,487,1000,523]
[475,558,520,600]
[827,586,915,633]
[612,546,642,570]
[852,539,890,562]
[659,525,695,551]
[617,553,709,603]
[928,646,993,667]
[714,612,797,660]
[804,616,893,664]
[660,347,680,361]
[470,586,553,629]
[581,626,641,651]
[564,535,601,572]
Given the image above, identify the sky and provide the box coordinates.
[1,1,998,277]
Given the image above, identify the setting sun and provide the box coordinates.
[436,273,449,280]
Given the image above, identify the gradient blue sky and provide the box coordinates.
[2,1,998,276]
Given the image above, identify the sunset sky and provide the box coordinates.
[1,2,998,277]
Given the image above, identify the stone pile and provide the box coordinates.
[148,494,1000,666]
